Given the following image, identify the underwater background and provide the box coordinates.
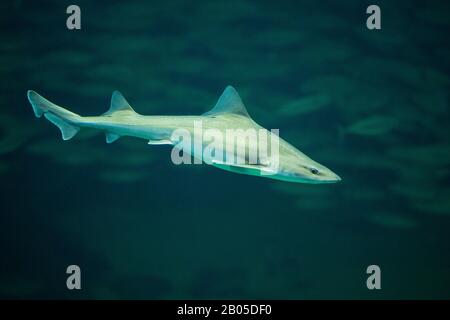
[1,0,450,299]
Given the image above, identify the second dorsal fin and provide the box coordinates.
[103,91,135,116]
[203,86,250,117]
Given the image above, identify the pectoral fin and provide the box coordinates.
[147,139,172,145]
[210,159,276,177]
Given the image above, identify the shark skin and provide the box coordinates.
[26,86,341,184]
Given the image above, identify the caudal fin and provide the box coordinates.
[27,90,81,140]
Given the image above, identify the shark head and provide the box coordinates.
[203,86,341,184]
[264,141,341,184]
[212,144,341,184]
[274,155,341,184]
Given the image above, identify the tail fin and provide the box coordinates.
[27,90,81,140]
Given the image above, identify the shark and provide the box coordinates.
[26,86,341,184]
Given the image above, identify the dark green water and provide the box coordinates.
[1,0,449,299]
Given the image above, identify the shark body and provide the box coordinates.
[26,86,341,184]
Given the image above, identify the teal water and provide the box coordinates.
[1,0,450,299]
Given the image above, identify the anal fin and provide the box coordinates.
[105,133,120,143]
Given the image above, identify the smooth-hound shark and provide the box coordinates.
[26,86,341,183]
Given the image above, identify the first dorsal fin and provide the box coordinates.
[203,86,250,117]
[103,91,135,115]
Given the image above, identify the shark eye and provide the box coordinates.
[310,168,319,175]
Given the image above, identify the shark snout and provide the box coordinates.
[305,164,342,184]
[314,164,341,183]
[322,171,342,183]
[276,161,341,184]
